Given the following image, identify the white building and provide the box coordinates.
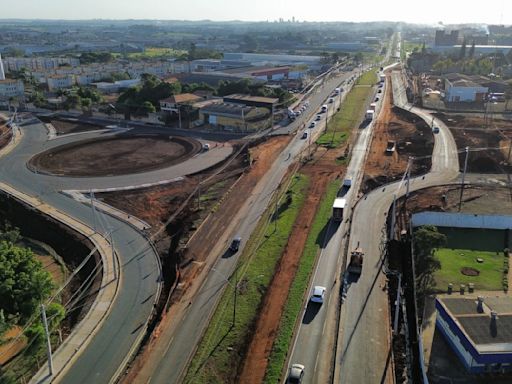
[0,79,25,100]
[444,74,488,102]
[3,57,80,72]
[47,75,75,91]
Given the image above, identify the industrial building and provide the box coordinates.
[436,296,512,374]
[443,73,488,102]
[199,102,271,132]
[435,30,460,46]
[223,94,278,109]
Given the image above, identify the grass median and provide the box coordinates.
[264,180,339,383]
[316,74,375,148]
[184,174,309,384]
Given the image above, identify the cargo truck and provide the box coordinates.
[348,247,364,275]
[365,110,375,121]
[332,198,346,222]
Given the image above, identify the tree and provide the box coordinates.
[0,241,54,323]
[468,40,476,59]
[414,225,447,292]
[459,38,467,61]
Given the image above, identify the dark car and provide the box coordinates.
[230,236,242,252]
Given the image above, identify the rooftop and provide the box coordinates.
[223,93,279,105]
[200,102,269,120]
[438,296,512,352]
[160,93,203,104]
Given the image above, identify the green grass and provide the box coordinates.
[184,174,310,384]
[434,248,504,291]
[126,47,187,59]
[264,180,339,383]
[316,83,374,148]
[356,69,378,86]
[433,228,506,291]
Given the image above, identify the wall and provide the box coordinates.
[411,212,512,230]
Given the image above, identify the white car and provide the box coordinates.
[310,286,326,303]
[288,364,305,383]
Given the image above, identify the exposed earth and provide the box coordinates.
[38,117,106,135]
[29,132,202,177]
[363,73,433,193]
[0,119,12,150]
[434,113,512,174]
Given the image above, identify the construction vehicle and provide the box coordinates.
[348,248,364,275]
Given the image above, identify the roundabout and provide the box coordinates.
[28,133,203,177]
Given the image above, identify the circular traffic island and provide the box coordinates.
[29,133,203,177]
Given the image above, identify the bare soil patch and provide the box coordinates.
[461,267,480,276]
[363,73,433,193]
[38,117,104,135]
[29,133,201,177]
[434,113,512,174]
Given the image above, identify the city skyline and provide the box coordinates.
[1,0,510,25]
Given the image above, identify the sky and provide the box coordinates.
[1,0,511,25]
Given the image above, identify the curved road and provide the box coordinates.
[335,70,460,384]
[0,120,230,383]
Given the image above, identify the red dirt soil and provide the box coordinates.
[239,145,345,384]
[363,74,433,192]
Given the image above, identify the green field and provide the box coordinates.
[264,180,339,383]
[356,69,378,86]
[184,174,309,384]
[316,80,374,148]
[433,228,506,291]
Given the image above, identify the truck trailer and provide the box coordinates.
[332,198,346,222]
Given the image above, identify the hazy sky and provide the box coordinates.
[2,0,511,24]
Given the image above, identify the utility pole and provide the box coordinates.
[108,229,116,280]
[405,157,413,199]
[508,139,512,164]
[41,304,54,376]
[458,146,469,212]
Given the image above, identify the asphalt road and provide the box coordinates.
[334,70,460,384]
[144,68,361,384]
[0,119,162,383]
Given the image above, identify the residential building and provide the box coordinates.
[0,79,25,100]
[436,296,512,374]
[443,73,488,102]
[159,93,203,113]
[3,57,80,72]
[47,75,75,91]
[199,102,271,132]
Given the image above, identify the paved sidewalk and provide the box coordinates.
[0,183,119,384]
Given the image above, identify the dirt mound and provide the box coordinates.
[461,267,480,276]
[28,133,202,177]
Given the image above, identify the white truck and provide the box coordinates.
[332,198,346,222]
[365,110,375,121]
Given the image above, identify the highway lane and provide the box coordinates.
[144,68,360,384]
[0,119,161,384]
[288,73,379,384]
[335,70,459,384]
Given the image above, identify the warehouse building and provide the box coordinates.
[436,296,512,374]
[199,102,271,132]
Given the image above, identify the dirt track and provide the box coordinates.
[239,145,345,383]
[363,73,433,192]
[29,134,202,176]
[38,118,104,135]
